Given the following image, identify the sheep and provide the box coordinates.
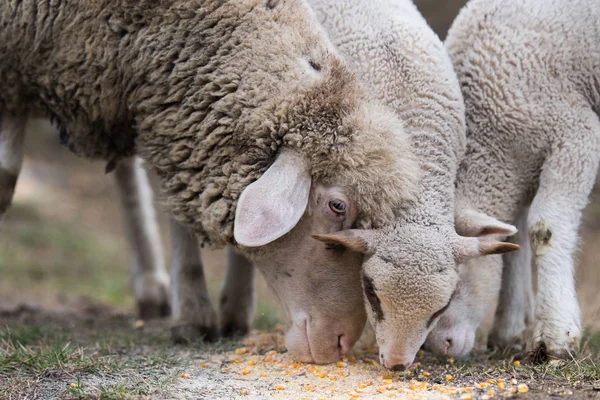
[0,0,420,364]
[426,0,600,360]
[308,0,519,369]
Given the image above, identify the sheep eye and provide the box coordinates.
[426,290,456,328]
[328,199,347,215]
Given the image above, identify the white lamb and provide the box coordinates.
[426,0,600,360]
[308,0,518,369]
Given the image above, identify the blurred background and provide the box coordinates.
[1,0,599,336]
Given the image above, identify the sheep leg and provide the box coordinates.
[114,157,170,319]
[0,113,26,221]
[169,216,219,343]
[488,207,534,356]
[527,115,600,361]
[219,246,256,337]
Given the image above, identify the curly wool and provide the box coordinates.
[310,0,466,238]
[0,0,418,247]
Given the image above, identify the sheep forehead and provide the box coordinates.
[374,225,456,271]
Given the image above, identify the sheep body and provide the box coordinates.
[428,0,600,359]
[0,0,416,247]
[309,0,517,369]
[1,0,421,362]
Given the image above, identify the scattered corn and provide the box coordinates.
[274,384,286,390]
[199,363,208,368]
[513,360,521,367]
[487,389,495,396]
[497,381,505,390]
[460,394,472,400]
[317,372,327,378]
[248,359,256,366]
[382,379,393,385]
[337,361,348,368]
[180,373,190,379]
[511,378,518,385]
[70,383,78,388]
[240,368,251,376]
[377,386,387,393]
[518,384,529,393]
[448,358,455,365]
[240,389,248,396]
[422,371,430,377]
[358,382,372,389]
[304,384,313,391]
[328,374,337,381]
[445,374,453,382]
[259,371,267,377]
[235,347,249,355]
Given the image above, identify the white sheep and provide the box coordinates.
[308,0,518,369]
[0,0,420,363]
[426,0,600,360]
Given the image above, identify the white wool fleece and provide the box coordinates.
[428,0,600,360]
[309,0,518,369]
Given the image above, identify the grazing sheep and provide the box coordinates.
[0,0,420,363]
[308,0,518,369]
[427,0,600,360]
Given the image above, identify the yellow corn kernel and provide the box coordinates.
[199,363,208,368]
[337,370,345,377]
[248,359,256,366]
[260,371,267,377]
[445,375,453,382]
[377,386,387,393]
[316,366,323,373]
[486,379,496,384]
[264,356,273,362]
[180,373,190,379]
[223,368,230,373]
[487,389,495,396]
[301,398,309,400]
[460,394,472,400]
[497,382,505,390]
[328,374,337,381]
[284,370,291,376]
[382,379,393,385]
[358,382,372,389]
[70,383,78,388]
[511,378,518,385]
[235,347,248,355]
[513,360,521,367]
[409,385,418,390]
[304,384,313,391]
[497,378,505,383]
[240,368,251,376]
[422,371,430,377]
[240,389,248,396]
[274,384,285,390]
[479,382,489,388]
[318,372,327,378]
[510,387,518,394]
[432,384,440,390]
[448,358,455,365]
[337,361,348,368]
[518,384,529,393]
[266,350,277,356]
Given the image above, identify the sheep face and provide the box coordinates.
[314,223,520,369]
[248,184,367,364]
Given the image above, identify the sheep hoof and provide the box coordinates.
[220,320,251,339]
[137,299,171,320]
[171,322,220,344]
[488,334,526,357]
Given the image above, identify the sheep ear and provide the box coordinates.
[234,149,311,247]
[312,229,377,254]
[453,236,520,264]
[455,209,517,237]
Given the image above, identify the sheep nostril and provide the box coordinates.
[337,335,342,351]
[445,338,453,352]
